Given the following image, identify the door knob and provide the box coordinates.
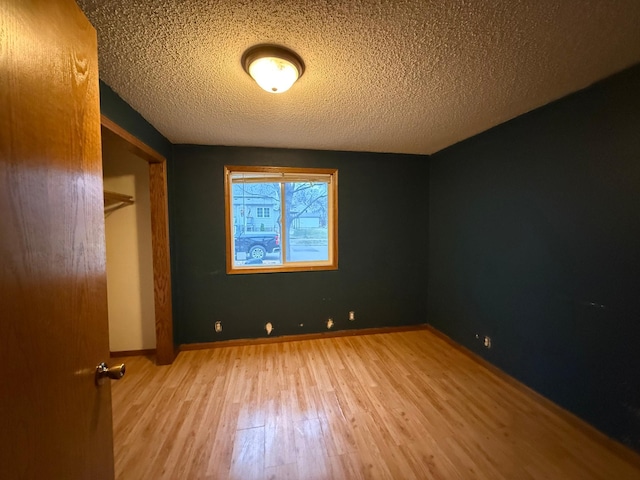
[95,362,126,385]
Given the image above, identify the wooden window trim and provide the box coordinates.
[225,165,338,275]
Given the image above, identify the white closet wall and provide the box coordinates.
[102,141,156,352]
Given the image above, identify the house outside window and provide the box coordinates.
[225,165,338,274]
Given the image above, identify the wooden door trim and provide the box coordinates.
[100,115,165,164]
[100,115,175,365]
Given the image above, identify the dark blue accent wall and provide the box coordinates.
[428,64,640,451]
[170,146,429,345]
[99,80,172,159]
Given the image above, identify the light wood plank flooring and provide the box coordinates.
[111,329,640,479]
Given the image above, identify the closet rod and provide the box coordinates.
[104,190,134,213]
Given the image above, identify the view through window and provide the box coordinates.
[224,166,338,274]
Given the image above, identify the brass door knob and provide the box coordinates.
[95,362,126,385]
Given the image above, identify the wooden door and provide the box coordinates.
[0,1,115,478]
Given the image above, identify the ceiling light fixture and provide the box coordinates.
[241,44,305,94]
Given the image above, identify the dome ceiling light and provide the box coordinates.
[241,44,305,94]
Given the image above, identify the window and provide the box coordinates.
[225,165,338,274]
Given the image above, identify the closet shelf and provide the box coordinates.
[104,190,134,213]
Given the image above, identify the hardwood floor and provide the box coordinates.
[111,329,640,479]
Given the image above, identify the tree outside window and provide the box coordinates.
[224,166,338,274]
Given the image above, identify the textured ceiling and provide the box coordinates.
[77,0,640,155]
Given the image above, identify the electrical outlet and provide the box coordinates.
[327,318,334,329]
[265,322,273,335]
[349,311,355,321]
[483,336,492,348]
[215,321,223,333]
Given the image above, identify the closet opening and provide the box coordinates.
[101,116,175,365]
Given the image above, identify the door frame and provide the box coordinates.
[101,115,175,365]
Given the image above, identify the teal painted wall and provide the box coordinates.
[170,146,429,344]
[428,64,640,451]
[99,80,172,159]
